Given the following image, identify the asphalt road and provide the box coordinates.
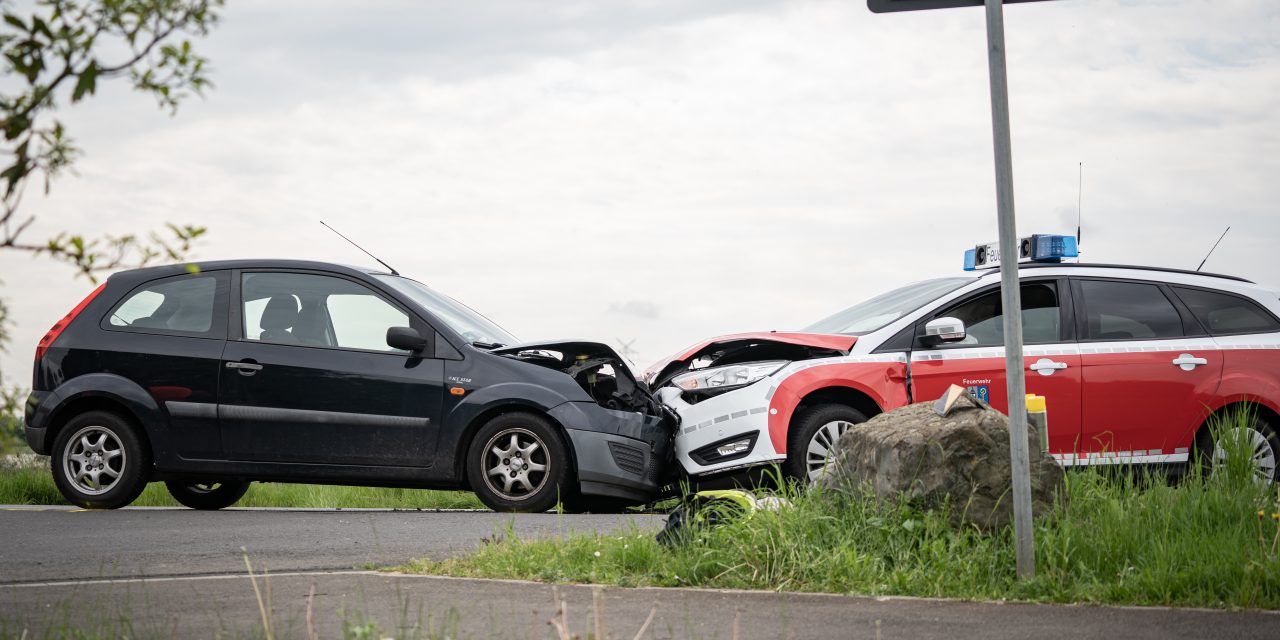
[2,506,1277,639]
[0,505,657,582]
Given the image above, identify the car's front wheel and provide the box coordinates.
[51,410,151,509]
[467,412,572,512]
[165,479,251,510]
[784,403,868,485]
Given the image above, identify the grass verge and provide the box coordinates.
[0,466,485,509]
[402,462,1280,609]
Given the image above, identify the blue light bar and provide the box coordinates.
[1028,234,1078,262]
[963,233,1078,271]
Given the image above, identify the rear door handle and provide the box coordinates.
[226,361,263,375]
[1029,358,1068,376]
[1172,354,1209,371]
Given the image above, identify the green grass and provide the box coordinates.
[401,433,1280,609]
[0,466,485,510]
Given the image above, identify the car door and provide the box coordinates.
[1072,278,1222,463]
[99,270,231,461]
[909,278,1082,455]
[219,270,445,467]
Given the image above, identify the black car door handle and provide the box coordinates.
[226,361,263,374]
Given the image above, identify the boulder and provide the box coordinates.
[817,396,1064,532]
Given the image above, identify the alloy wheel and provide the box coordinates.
[1212,426,1277,482]
[481,428,550,501]
[62,425,127,496]
[806,420,855,483]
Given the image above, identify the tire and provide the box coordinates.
[467,412,573,513]
[1199,412,1279,483]
[51,410,151,509]
[783,403,868,485]
[165,479,251,510]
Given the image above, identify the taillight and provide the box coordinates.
[35,283,107,363]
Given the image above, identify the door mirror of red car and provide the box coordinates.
[387,326,427,353]
[923,317,966,347]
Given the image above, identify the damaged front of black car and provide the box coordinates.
[486,340,679,508]
[379,274,680,512]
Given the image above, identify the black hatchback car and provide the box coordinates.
[24,260,675,512]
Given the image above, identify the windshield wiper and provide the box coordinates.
[471,340,505,350]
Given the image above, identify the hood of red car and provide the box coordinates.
[642,331,858,382]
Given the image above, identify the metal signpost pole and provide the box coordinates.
[982,0,1034,580]
[867,0,1050,579]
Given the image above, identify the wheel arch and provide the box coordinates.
[451,403,575,488]
[43,387,158,463]
[792,385,884,424]
[1192,398,1280,452]
[766,361,906,455]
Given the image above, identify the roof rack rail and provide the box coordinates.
[991,262,1253,284]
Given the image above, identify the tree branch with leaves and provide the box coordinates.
[0,0,219,276]
[0,0,222,449]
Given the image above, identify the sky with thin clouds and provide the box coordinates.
[1,0,1278,380]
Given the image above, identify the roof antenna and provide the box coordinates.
[1076,162,1083,248]
[1196,226,1231,272]
[319,220,400,275]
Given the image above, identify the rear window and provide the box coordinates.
[106,273,225,337]
[1077,280,1184,341]
[1172,287,1280,336]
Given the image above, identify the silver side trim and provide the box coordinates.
[1052,452,1189,466]
[165,401,218,419]
[219,404,431,428]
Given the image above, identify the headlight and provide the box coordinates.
[671,361,788,393]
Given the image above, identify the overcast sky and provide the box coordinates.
[1,0,1278,380]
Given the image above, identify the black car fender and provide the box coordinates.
[30,372,168,459]
[440,380,578,477]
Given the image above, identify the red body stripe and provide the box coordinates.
[767,362,909,454]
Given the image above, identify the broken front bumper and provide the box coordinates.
[657,385,782,477]
[549,401,675,502]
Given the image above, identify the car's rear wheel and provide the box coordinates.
[467,412,572,512]
[1202,413,1279,483]
[165,479,251,510]
[784,403,868,485]
[51,410,150,509]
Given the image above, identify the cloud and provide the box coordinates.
[609,300,661,321]
[2,0,1278,380]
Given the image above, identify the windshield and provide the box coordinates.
[804,277,976,335]
[377,276,518,347]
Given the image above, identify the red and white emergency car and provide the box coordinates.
[645,236,1280,484]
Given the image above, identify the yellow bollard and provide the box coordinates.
[1025,394,1048,454]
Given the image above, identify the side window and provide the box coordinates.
[1172,287,1280,336]
[1077,280,1183,341]
[107,274,223,336]
[932,282,1061,347]
[241,272,413,353]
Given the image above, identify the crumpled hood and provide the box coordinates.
[493,338,673,418]
[642,331,858,387]
[492,339,626,362]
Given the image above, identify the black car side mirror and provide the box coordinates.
[387,326,427,353]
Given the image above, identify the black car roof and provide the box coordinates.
[108,259,391,281]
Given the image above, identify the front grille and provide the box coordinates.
[608,442,646,475]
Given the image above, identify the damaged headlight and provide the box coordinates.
[671,361,788,393]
